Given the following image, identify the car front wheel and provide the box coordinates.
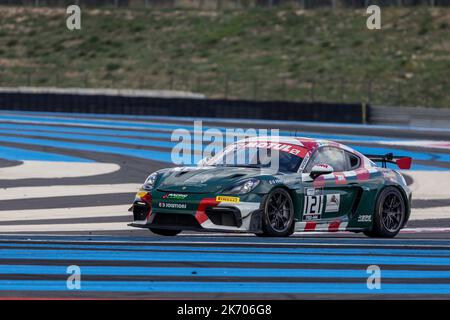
[260,188,295,237]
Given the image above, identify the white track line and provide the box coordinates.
[0,205,130,221]
[407,170,450,200]
[381,140,450,151]
[0,222,132,232]
[410,207,450,220]
[0,184,140,201]
[402,227,450,233]
[0,161,120,180]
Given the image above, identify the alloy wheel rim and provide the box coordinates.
[267,191,292,232]
[381,192,404,233]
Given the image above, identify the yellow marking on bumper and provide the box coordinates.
[136,191,148,198]
[216,196,240,203]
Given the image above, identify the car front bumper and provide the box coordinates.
[128,191,263,233]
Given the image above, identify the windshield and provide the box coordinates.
[205,141,307,173]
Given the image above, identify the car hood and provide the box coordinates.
[156,166,269,193]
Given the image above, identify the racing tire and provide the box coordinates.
[364,187,406,238]
[149,228,181,236]
[260,188,295,237]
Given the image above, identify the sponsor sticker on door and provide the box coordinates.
[325,194,340,213]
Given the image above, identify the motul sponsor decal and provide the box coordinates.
[234,141,307,158]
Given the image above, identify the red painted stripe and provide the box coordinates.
[334,172,347,185]
[313,175,326,188]
[141,193,152,205]
[356,168,370,181]
[328,221,341,232]
[140,193,152,221]
[304,221,316,231]
[195,211,209,224]
[299,141,320,154]
[195,198,219,224]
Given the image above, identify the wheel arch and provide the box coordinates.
[375,184,411,228]
[267,185,301,221]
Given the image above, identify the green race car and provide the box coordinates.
[129,136,412,238]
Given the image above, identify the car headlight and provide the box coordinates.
[143,172,158,190]
[224,178,260,195]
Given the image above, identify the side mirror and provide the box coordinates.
[310,164,333,180]
[197,156,211,167]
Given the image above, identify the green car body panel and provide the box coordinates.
[129,136,412,236]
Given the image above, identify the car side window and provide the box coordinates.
[305,147,347,173]
[346,152,361,170]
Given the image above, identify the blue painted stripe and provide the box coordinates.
[0,118,400,143]
[0,123,172,139]
[0,112,433,146]
[0,145,92,162]
[0,114,188,131]
[2,128,445,163]
[0,129,190,150]
[1,248,450,265]
[4,110,450,133]
[0,118,397,145]
[0,130,449,170]
[3,235,450,246]
[0,135,174,163]
[0,122,395,144]
[1,280,450,294]
[2,242,450,257]
[1,265,450,279]
[1,115,450,169]
[0,133,446,169]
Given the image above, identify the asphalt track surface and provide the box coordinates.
[1,110,450,299]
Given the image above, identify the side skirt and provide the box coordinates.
[295,221,365,233]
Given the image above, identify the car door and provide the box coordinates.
[300,146,360,221]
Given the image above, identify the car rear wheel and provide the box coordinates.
[149,228,181,236]
[364,187,406,238]
[260,188,295,237]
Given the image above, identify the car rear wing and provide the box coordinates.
[364,152,412,170]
